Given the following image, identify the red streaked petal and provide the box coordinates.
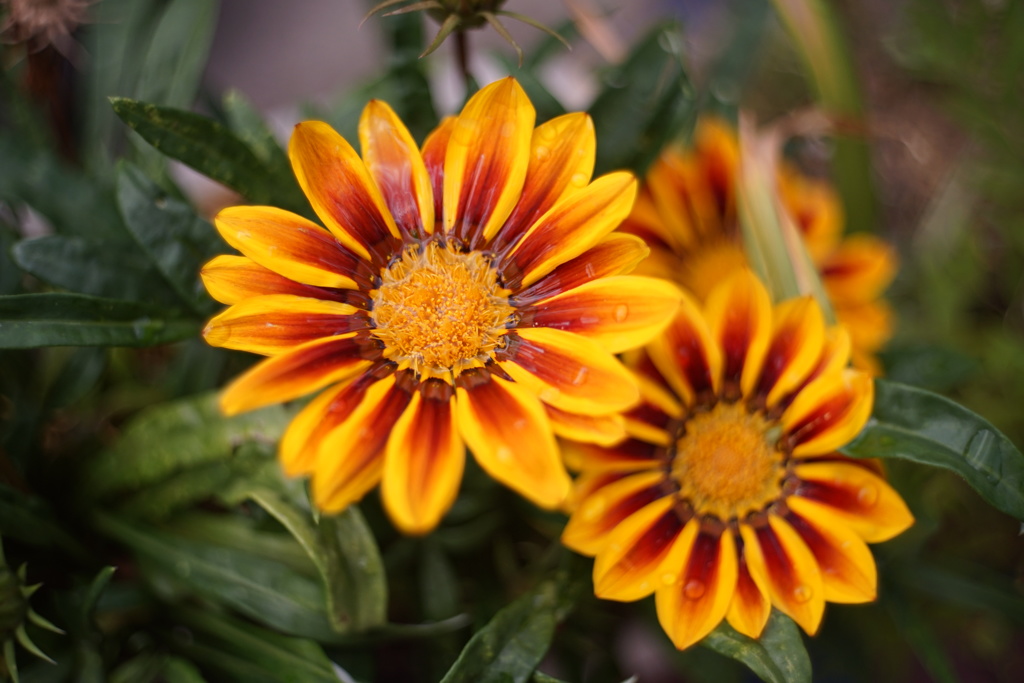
[525,276,681,353]
[546,404,626,446]
[514,233,650,304]
[312,374,412,512]
[219,333,377,416]
[756,296,826,407]
[289,120,400,263]
[213,206,367,289]
[562,438,665,474]
[726,548,771,639]
[782,369,873,456]
[456,374,570,509]
[705,270,772,397]
[624,372,683,446]
[500,327,639,415]
[422,116,455,228]
[656,529,739,650]
[741,518,825,636]
[786,506,877,604]
[443,77,534,246]
[563,470,667,556]
[202,295,366,356]
[791,461,914,543]
[491,112,595,251]
[360,99,434,239]
[382,386,464,535]
[593,497,687,601]
[822,234,897,305]
[507,171,637,288]
[201,255,343,305]
[647,292,722,407]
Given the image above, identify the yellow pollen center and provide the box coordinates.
[672,402,784,521]
[371,241,514,379]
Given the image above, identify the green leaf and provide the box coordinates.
[110,98,308,214]
[701,612,811,683]
[77,566,117,637]
[588,22,697,177]
[116,163,226,314]
[246,488,388,633]
[841,379,1024,521]
[0,484,86,559]
[879,344,978,393]
[133,0,218,109]
[222,91,292,174]
[0,293,198,348]
[84,392,293,499]
[97,514,339,641]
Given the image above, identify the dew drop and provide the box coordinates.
[792,584,812,603]
[540,387,561,403]
[513,418,527,431]
[683,579,706,600]
[584,263,596,278]
[571,172,589,187]
[964,429,1002,483]
[581,496,606,521]
[661,572,677,586]
[572,366,589,386]
[496,446,514,462]
[614,304,629,322]
[856,484,878,507]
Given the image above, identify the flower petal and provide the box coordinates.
[740,518,825,636]
[524,276,681,353]
[786,506,877,604]
[623,372,684,446]
[791,461,914,543]
[360,99,434,239]
[514,233,649,304]
[201,255,344,305]
[507,171,637,288]
[500,327,639,415]
[546,404,626,446]
[836,300,893,355]
[455,373,569,509]
[203,295,366,355]
[562,438,665,474]
[705,271,772,398]
[422,116,455,227]
[726,549,772,639]
[312,374,413,512]
[219,333,377,416]
[382,383,464,535]
[822,234,897,305]
[593,498,688,601]
[491,112,596,251]
[656,529,739,650]
[647,292,722,407]
[443,77,534,246]
[213,206,369,289]
[289,120,401,262]
[563,470,667,556]
[782,369,873,456]
[755,296,825,408]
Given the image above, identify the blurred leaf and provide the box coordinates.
[246,488,388,634]
[41,347,107,411]
[84,392,292,499]
[97,513,338,641]
[0,294,198,349]
[880,344,979,393]
[222,91,292,174]
[884,592,958,683]
[170,606,341,683]
[701,612,811,683]
[842,380,1024,520]
[531,674,570,683]
[588,22,697,177]
[110,99,308,214]
[376,11,438,142]
[494,55,566,124]
[705,0,771,106]
[134,0,218,108]
[77,566,117,637]
[116,163,226,314]
[0,484,86,558]
[10,235,181,305]
[420,540,460,621]
[0,223,21,295]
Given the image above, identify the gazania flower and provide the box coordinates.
[621,117,898,372]
[562,271,913,650]
[200,78,681,535]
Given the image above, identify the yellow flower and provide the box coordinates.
[621,117,898,373]
[200,78,681,535]
[562,271,913,650]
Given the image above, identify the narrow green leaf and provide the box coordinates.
[161,656,209,683]
[116,163,226,314]
[701,612,811,683]
[588,22,697,176]
[222,91,291,172]
[41,347,107,412]
[84,392,293,499]
[841,379,1024,520]
[0,293,198,349]
[134,0,218,108]
[110,98,307,214]
[77,566,117,637]
[0,484,86,558]
[879,344,978,393]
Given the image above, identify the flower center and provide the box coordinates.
[371,240,514,379]
[671,402,785,521]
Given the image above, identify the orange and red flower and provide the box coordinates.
[621,118,898,372]
[200,78,681,534]
[562,271,913,650]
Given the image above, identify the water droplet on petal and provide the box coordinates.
[581,496,606,521]
[572,366,589,386]
[661,572,677,586]
[793,584,812,603]
[683,579,706,600]
[496,446,514,463]
[584,263,596,278]
[571,172,588,187]
[857,485,878,507]
[964,429,1002,483]
[614,304,629,322]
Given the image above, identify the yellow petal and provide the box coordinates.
[756,296,826,407]
[545,404,626,446]
[786,506,877,604]
[704,270,772,398]
[782,369,873,456]
[647,291,722,407]
[562,470,666,556]
[201,255,332,305]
